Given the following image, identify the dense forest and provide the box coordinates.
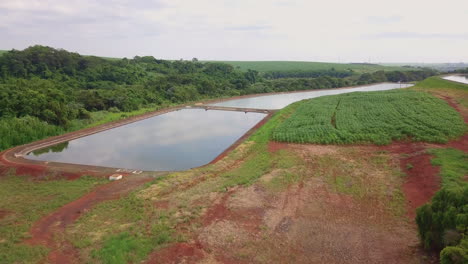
[0,45,437,150]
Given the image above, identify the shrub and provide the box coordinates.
[416,186,468,262]
[440,245,468,264]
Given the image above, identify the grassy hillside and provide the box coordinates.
[413,76,468,107]
[413,76,468,90]
[383,62,468,72]
[213,61,411,73]
[272,90,466,145]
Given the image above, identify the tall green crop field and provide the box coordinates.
[272,90,466,145]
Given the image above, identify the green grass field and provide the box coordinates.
[0,50,413,72]
[412,76,468,107]
[0,174,106,263]
[272,90,466,145]
[413,76,468,90]
[429,148,468,188]
[213,61,411,73]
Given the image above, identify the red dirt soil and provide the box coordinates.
[0,209,12,220]
[376,142,441,218]
[267,141,289,153]
[441,96,468,152]
[401,150,441,218]
[26,175,153,263]
[202,189,264,233]
[145,242,205,264]
[153,200,170,210]
[0,157,98,180]
[447,133,468,152]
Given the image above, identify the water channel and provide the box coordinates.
[209,83,413,109]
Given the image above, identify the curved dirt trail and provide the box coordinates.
[26,174,162,263]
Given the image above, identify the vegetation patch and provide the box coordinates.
[416,187,467,263]
[0,173,105,263]
[92,229,171,264]
[220,104,300,188]
[412,76,468,107]
[429,148,468,188]
[272,90,466,145]
[413,77,468,91]
[416,148,468,264]
[67,182,176,263]
[215,61,411,73]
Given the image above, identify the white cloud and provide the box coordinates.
[0,0,467,62]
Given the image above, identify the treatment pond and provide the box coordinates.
[27,109,266,171]
[210,82,413,109]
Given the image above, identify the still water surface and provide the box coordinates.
[27,109,266,171]
[210,83,413,109]
[443,75,468,85]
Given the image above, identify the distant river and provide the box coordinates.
[210,83,413,109]
[443,75,468,85]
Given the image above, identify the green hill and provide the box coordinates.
[211,61,412,73]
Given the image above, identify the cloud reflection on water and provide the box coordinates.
[28,109,265,171]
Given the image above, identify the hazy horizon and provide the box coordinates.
[1,0,467,63]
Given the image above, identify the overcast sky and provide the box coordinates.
[1,0,467,63]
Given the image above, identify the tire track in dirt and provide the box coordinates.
[26,175,159,263]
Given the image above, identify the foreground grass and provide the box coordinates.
[66,177,177,264]
[413,76,468,91]
[272,90,466,145]
[429,148,468,188]
[221,104,300,188]
[0,174,106,263]
[412,76,468,107]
